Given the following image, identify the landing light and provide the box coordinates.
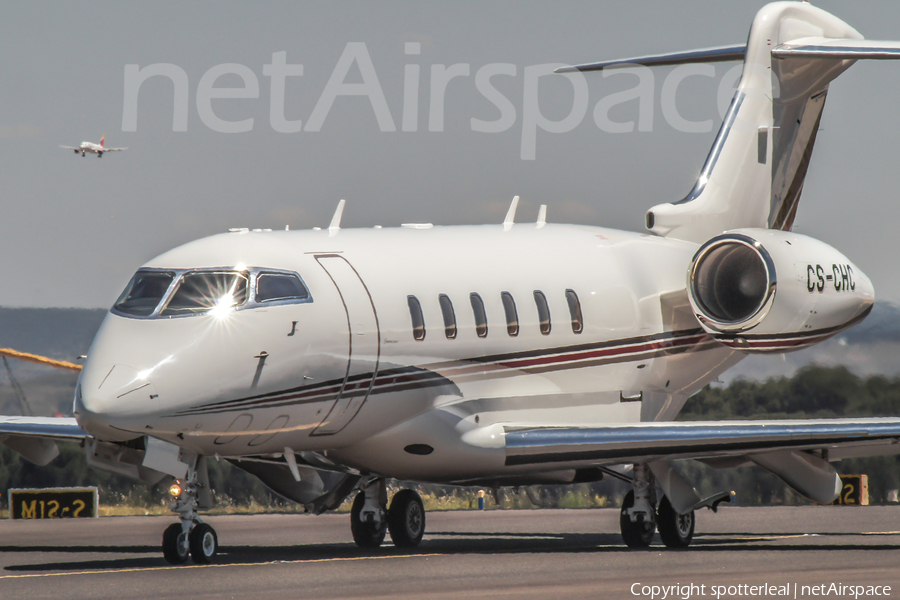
[169,483,182,498]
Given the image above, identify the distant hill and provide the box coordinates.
[0,307,106,362]
[0,307,106,416]
[723,301,900,382]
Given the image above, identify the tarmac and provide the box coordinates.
[1,506,898,599]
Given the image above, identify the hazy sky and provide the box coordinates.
[2,1,899,309]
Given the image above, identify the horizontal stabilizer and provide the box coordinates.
[773,37,900,60]
[555,44,746,73]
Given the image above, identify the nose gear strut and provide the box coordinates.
[162,455,218,564]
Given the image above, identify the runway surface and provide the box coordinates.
[1,506,898,599]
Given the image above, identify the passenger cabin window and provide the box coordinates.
[533,290,551,335]
[566,289,583,334]
[113,271,175,316]
[160,272,249,316]
[470,293,488,338]
[501,292,519,337]
[408,295,426,341]
[256,272,310,303]
[439,294,457,339]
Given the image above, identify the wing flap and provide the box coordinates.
[0,416,89,465]
[502,418,900,467]
[0,416,89,441]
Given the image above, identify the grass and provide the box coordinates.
[1,487,617,519]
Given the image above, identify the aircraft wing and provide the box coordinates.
[493,417,900,468]
[103,147,127,152]
[0,416,91,466]
[60,145,80,150]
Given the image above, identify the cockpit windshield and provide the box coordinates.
[111,267,311,318]
[160,271,249,316]
[113,271,175,317]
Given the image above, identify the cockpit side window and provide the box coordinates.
[113,271,175,317]
[256,272,310,303]
[160,272,249,316]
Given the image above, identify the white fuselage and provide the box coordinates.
[79,141,103,153]
[73,222,862,483]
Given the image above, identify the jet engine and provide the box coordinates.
[686,228,874,352]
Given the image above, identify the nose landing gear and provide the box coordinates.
[161,460,218,565]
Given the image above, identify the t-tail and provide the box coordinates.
[559,1,900,243]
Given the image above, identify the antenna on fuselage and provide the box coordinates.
[328,199,346,236]
[503,196,519,231]
[536,204,547,229]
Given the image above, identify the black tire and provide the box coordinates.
[388,489,426,547]
[619,490,656,548]
[189,523,218,564]
[657,495,694,548]
[350,491,386,548]
[162,523,189,564]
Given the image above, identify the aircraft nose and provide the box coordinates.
[74,363,158,442]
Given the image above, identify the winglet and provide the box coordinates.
[328,199,346,236]
[503,196,519,231]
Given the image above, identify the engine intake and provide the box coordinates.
[689,234,775,332]
[687,229,873,351]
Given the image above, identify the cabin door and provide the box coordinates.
[312,255,380,435]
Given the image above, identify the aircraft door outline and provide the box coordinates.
[312,255,380,435]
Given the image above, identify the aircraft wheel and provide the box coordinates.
[619,490,655,548]
[189,523,218,564]
[657,495,694,548]
[388,489,425,547]
[162,523,189,564]
[350,491,386,548]
[98,153,103,158]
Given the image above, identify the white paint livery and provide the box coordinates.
[5,1,900,561]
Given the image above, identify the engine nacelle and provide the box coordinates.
[687,228,873,352]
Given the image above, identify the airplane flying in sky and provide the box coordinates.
[6,1,900,565]
[60,134,126,158]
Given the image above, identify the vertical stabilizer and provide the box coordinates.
[646,2,864,242]
[562,2,900,244]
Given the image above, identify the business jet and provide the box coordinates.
[6,1,900,565]
[60,134,127,158]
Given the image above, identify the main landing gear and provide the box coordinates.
[349,477,426,549]
[620,463,695,549]
[161,460,218,565]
